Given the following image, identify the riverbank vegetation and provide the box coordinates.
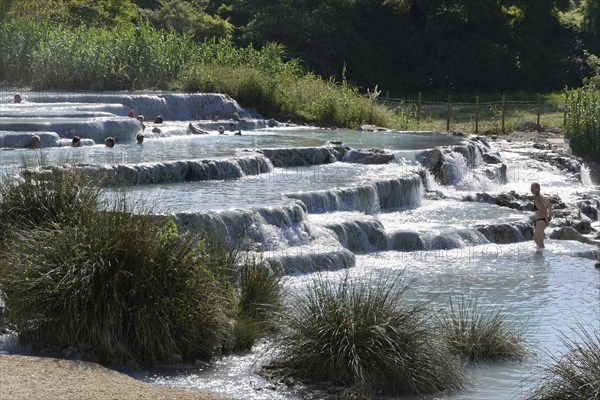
[437,296,527,362]
[564,79,600,162]
[2,1,600,131]
[526,324,600,400]
[4,0,598,94]
[0,169,282,365]
[270,274,467,397]
[0,19,400,129]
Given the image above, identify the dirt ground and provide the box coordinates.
[0,355,231,400]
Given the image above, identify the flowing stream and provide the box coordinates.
[1,92,599,399]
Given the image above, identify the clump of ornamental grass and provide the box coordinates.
[0,209,235,365]
[0,168,101,242]
[270,273,466,397]
[437,296,527,362]
[526,323,600,400]
[233,259,283,350]
[201,237,284,351]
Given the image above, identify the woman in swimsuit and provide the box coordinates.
[531,182,553,249]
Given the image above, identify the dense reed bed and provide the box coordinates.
[0,20,401,129]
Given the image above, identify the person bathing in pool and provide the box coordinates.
[531,182,553,249]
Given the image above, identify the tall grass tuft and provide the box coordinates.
[564,84,600,161]
[0,168,102,242]
[271,273,466,397]
[0,211,235,365]
[526,324,600,400]
[230,258,276,351]
[437,296,527,362]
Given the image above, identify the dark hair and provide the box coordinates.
[72,136,80,142]
[154,115,164,124]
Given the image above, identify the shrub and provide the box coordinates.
[0,212,235,365]
[0,168,101,242]
[437,296,527,362]
[526,324,600,400]
[271,273,466,397]
[564,84,600,161]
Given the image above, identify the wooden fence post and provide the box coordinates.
[475,95,480,134]
[536,93,541,127]
[501,94,506,134]
[385,90,390,103]
[446,95,452,131]
[417,92,422,125]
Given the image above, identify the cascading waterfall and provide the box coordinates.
[286,174,423,214]
[34,155,274,184]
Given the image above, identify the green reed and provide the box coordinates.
[564,84,600,161]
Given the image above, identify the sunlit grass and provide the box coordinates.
[437,296,527,362]
[526,324,600,400]
[270,273,466,397]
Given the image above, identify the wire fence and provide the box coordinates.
[379,92,565,133]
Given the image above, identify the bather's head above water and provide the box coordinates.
[28,135,41,149]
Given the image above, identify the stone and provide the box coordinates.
[388,231,425,251]
[482,152,503,164]
[342,148,395,164]
[418,148,443,171]
[549,226,594,244]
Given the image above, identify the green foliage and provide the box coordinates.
[0,211,236,365]
[437,296,527,362]
[564,84,600,161]
[237,260,283,329]
[138,0,232,41]
[29,23,197,90]
[1,0,137,26]
[0,168,101,242]
[526,324,600,400]
[4,0,600,92]
[272,273,466,397]
[0,19,51,86]
[218,0,592,92]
